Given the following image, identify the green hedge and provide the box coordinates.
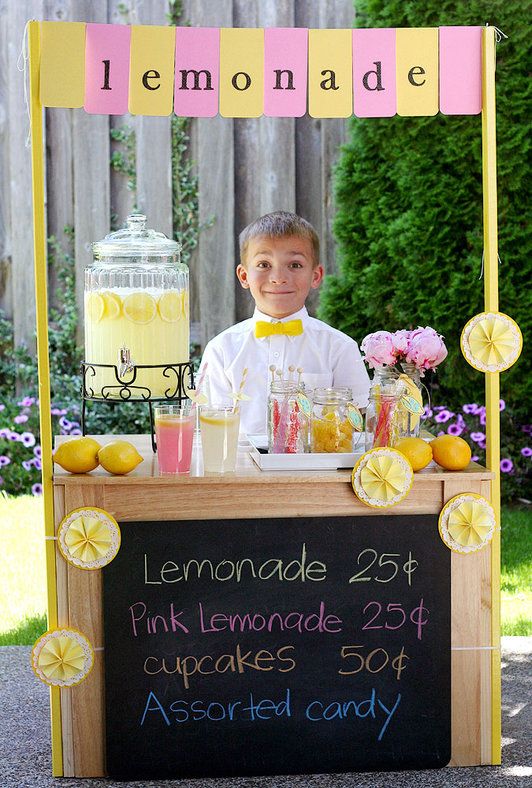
[320,0,531,422]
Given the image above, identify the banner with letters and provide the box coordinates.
[39,22,482,118]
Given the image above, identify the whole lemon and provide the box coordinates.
[53,437,101,474]
[97,441,143,475]
[395,437,433,471]
[430,435,472,471]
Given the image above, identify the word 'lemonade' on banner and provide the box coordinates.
[39,22,482,118]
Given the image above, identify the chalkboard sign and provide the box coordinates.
[103,515,451,779]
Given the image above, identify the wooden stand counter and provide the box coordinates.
[53,435,496,778]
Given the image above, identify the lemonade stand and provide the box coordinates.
[26,20,518,780]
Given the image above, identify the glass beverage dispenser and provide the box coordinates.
[84,214,189,399]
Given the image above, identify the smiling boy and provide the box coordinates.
[199,212,370,435]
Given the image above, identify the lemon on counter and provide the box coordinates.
[53,437,101,474]
[97,441,143,475]
[430,435,472,471]
[395,437,433,472]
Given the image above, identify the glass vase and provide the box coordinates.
[364,369,405,451]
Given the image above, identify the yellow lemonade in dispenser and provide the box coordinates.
[84,215,189,398]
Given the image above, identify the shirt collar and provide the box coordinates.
[252,306,309,325]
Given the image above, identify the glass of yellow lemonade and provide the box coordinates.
[199,406,240,474]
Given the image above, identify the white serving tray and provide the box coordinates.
[246,434,365,471]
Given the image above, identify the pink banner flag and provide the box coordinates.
[264,28,308,117]
[174,27,220,117]
[84,23,131,115]
[352,28,396,118]
[439,26,482,115]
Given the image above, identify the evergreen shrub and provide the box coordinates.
[320,0,530,424]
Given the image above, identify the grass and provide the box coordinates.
[0,494,530,643]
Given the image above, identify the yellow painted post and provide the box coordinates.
[28,20,63,776]
[481,25,501,765]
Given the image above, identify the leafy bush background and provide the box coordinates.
[320,0,530,425]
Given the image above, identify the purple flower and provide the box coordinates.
[522,425,532,435]
[471,432,486,444]
[435,409,453,423]
[447,423,464,436]
[22,460,33,471]
[18,397,35,407]
[51,407,67,416]
[8,431,20,441]
[463,403,478,414]
[471,455,480,462]
[33,445,42,458]
[499,399,505,411]
[422,406,433,418]
[0,455,11,467]
[521,447,532,458]
[0,428,11,438]
[500,459,513,473]
[31,483,43,496]
[434,406,446,411]
[437,430,445,437]
[478,439,486,450]
[59,416,72,430]
[0,404,4,411]
[21,432,36,448]
[480,412,486,426]
[14,414,29,424]
[70,428,82,436]
[34,458,42,471]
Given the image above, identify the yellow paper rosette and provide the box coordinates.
[351,448,413,508]
[461,311,522,373]
[31,628,94,687]
[438,493,496,554]
[57,507,121,570]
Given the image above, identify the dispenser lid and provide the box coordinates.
[92,214,181,258]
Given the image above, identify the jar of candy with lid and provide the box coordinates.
[311,387,356,453]
[268,380,308,454]
[84,214,188,398]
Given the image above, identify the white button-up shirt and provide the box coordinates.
[199,307,371,436]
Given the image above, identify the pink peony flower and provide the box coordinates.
[405,326,448,371]
[361,331,397,369]
[392,329,411,355]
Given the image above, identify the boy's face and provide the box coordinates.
[236,235,323,319]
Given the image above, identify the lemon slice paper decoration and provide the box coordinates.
[352,448,414,508]
[461,312,522,373]
[439,493,496,554]
[58,507,121,570]
[31,628,94,688]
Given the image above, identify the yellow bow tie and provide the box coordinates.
[254,319,303,339]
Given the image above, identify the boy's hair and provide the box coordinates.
[239,211,320,267]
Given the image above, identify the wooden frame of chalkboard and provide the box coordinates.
[103,514,451,779]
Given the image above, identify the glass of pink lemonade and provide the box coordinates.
[154,405,195,474]
[199,406,240,473]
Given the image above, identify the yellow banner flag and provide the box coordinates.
[129,26,176,116]
[308,29,352,118]
[396,28,439,116]
[219,28,264,118]
[40,22,86,108]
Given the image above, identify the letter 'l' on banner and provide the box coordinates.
[396,28,439,116]
[40,21,86,107]
[84,24,131,115]
[220,28,264,117]
[439,26,482,115]
[308,29,352,118]
[129,26,176,116]
[353,28,396,117]
[174,27,220,118]
[264,28,308,118]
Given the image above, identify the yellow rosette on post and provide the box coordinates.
[438,493,496,554]
[31,628,94,688]
[461,311,522,373]
[351,447,413,508]
[57,507,121,570]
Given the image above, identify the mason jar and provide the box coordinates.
[364,370,406,451]
[84,214,188,398]
[311,387,355,453]
[268,380,308,454]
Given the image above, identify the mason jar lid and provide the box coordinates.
[92,214,181,258]
[313,387,352,404]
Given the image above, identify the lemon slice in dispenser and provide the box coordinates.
[158,291,182,322]
[101,290,122,320]
[123,292,157,324]
[86,292,105,323]
[352,448,413,508]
